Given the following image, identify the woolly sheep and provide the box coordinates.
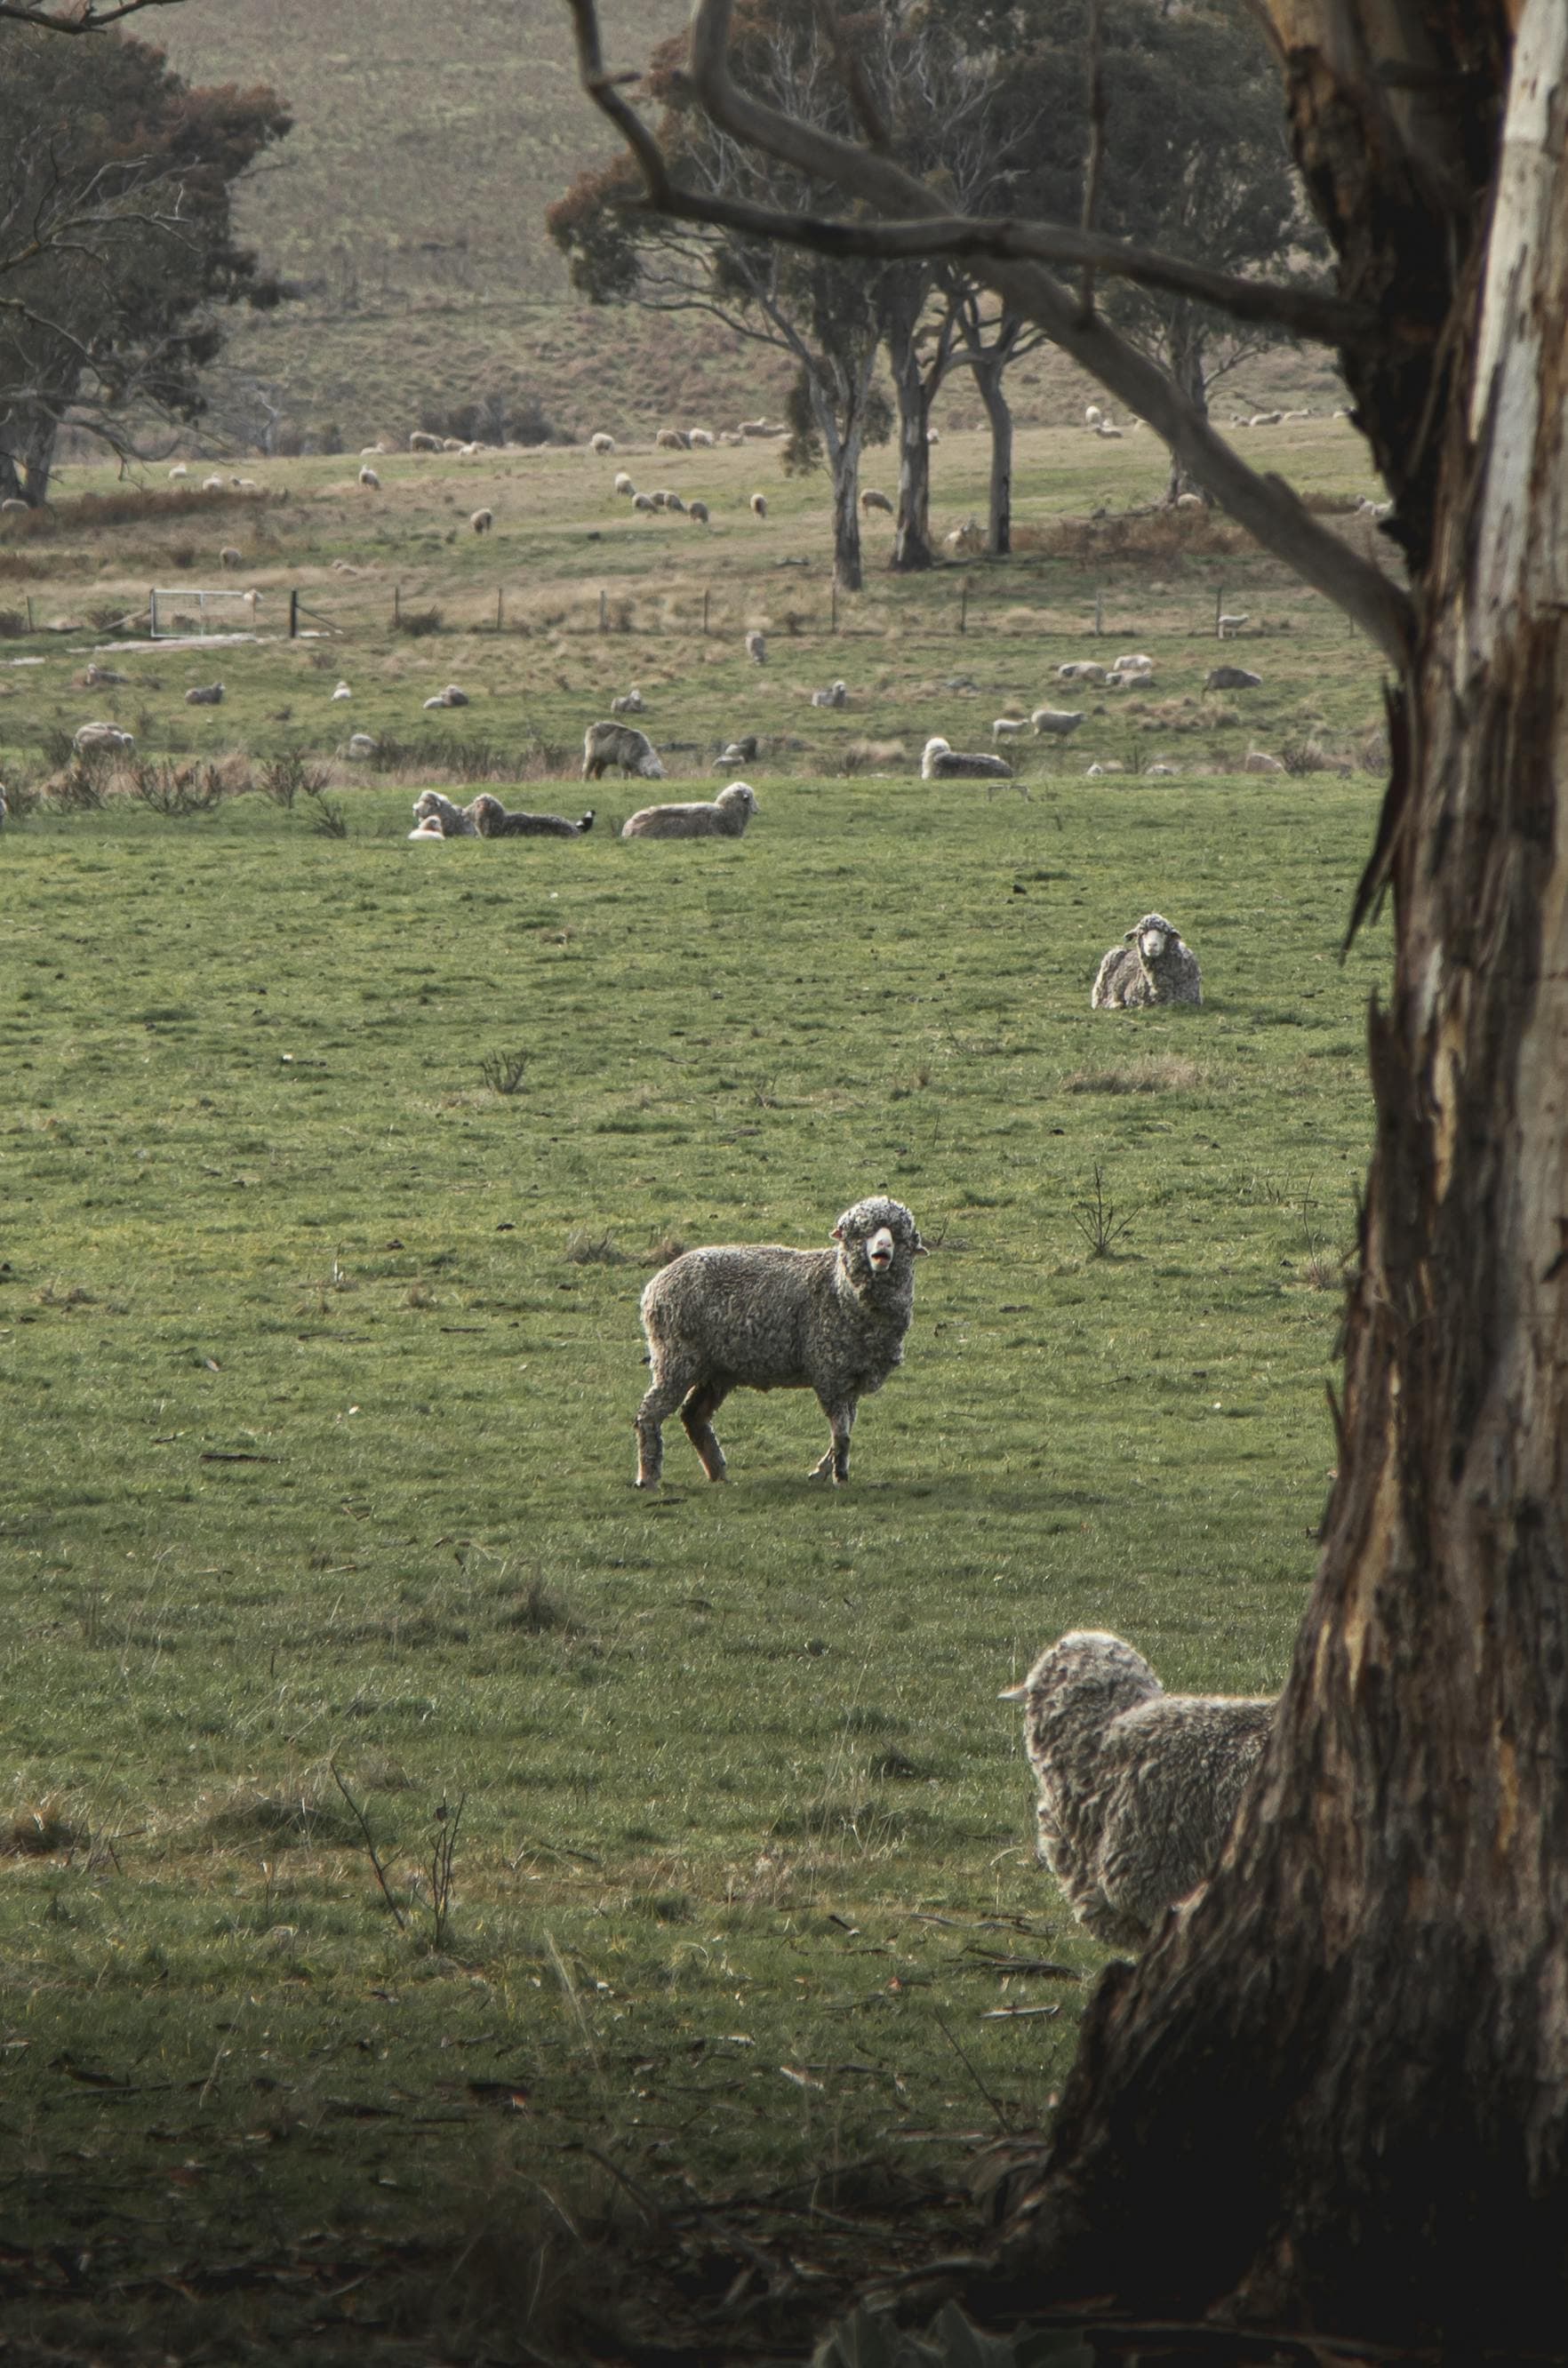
[441,438,464,453]
[423,684,471,709]
[469,793,595,838]
[1205,664,1262,691]
[1244,748,1285,774]
[992,717,1030,740]
[662,493,686,515]
[590,432,616,456]
[84,663,127,687]
[688,428,715,447]
[610,688,646,716]
[631,492,656,514]
[740,420,772,437]
[746,629,767,664]
[1084,404,1102,427]
[926,427,940,444]
[1115,653,1154,674]
[688,500,710,525]
[860,488,893,516]
[1250,410,1283,427]
[1000,1631,1273,1949]
[1092,911,1203,1009]
[185,683,224,707]
[202,474,226,492]
[359,466,381,489]
[712,736,759,769]
[1097,421,1124,439]
[470,508,493,534]
[811,680,847,708]
[622,780,758,841]
[1175,491,1204,509]
[347,732,380,761]
[634,1195,925,1488]
[655,428,691,452]
[408,818,447,842]
[1058,660,1108,685]
[748,492,768,519]
[409,430,442,452]
[219,547,243,570]
[583,720,665,780]
[168,464,189,481]
[331,681,352,701]
[944,519,985,556]
[922,736,1013,781]
[1216,613,1251,638]
[73,721,135,756]
[1031,707,1085,738]
[412,790,477,837]
[1147,761,1180,777]
[613,471,636,497]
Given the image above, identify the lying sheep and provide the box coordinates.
[944,518,985,556]
[712,735,759,769]
[469,792,595,839]
[412,789,478,837]
[331,681,352,701]
[347,732,380,761]
[423,684,471,709]
[1244,749,1285,774]
[470,508,493,534]
[1206,664,1262,691]
[583,720,665,780]
[202,474,226,492]
[359,466,381,489]
[746,629,767,664]
[1031,707,1085,738]
[590,432,616,456]
[610,688,646,716]
[84,663,127,688]
[1000,1631,1273,1949]
[635,1195,925,1487]
[810,680,846,708]
[168,463,189,481]
[1058,661,1108,684]
[409,430,442,452]
[1092,911,1203,1009]
[73,721,135,756]
[922,736,1012,781]
[1115,653,1154,674]
[185,683,224,707]
[409,816,448,842]
[860,488,893,516]
[749,492,768,519]
[622,780,758,841]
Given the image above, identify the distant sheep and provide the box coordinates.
[331,681,353,701]
[622,780,757,841]
[469,792,595,838]
[656,428,691,452]
[590,432,616,456]
[1216,614,1251,638]
[168,464,189,481]
[1148,762,1180,778]
[811,680,847,708]
[610,688,646,716]
[748,492,768,519]
[922,736,1013,781]
[688,500,710,525]
[583,720,665,780]
[358,466,381,489]
[202,475,226,492]
[1206,664,1262,691]
[1001,1631,1273,1949]
[860,488,893,516]
[409,430,441,452]
[992,717,1030,740]
[688,428,715,447]
[925,426,940,445]
[185,683,224,708]
[1084,404,1102,427]
[1175,491,1204,510]
[1250,409,1283,428]
[712,736,759,769]
[944,519,985,556]
[1092,911,1203,1009]
[423,684,471,709]
[1114,653,1154,674]
[661,493,686,515]
[84,663,127,687]
[408,817,447,842]
[412,790,477,836]
[1244,749,1285,774]
[1031,707,1085,738]
[470,508,493,534]
[635,1195,925,1487]
[1058,661,1108,685]
[740,420,773,438]
[1097,420,1124,439]
[613,471,636,497]
[219,547,243,570]
[746,629,767,664]
[347,732,380,761]
[73,722,135,756]
[631,492,656,514]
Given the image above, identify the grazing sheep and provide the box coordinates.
[469,792,595,839]
[359,466,381,489]
[1000,1631,1273,1950]
[749,492,768,519]
[73,721,135,756]
[992,717,1030,740]
[648,489,671,509]
[219,547,243,570]
[1216,613,1251,638]
[185,683,224,708]
[590,432,616,456]
[1058,660,1109,684]
[202,474,226,492]
[583,720,665,780]
[811,680,847,708]
[746,629,767,665]
[1244,749,1285,774]
[470,508,493,534]
[610,688,646,716]
[1030,707,1085,738]
[631,492,657,514]
[409,430,442,452]
[168,464,189,481]
[622,780,758,840]
[655,428,691,452]
[1206,664,1262,691]
[688,500,710,525]
[662,492,686,515]
[1092,911,1203,1009]
[613,471,636,497]
[860,488,893,516]
[635,1195,925,1488]
[411,790,477,837]
[712,736,759,769]
[688,428,715,447]
[347,732,380,761]
[922,736,1013,781]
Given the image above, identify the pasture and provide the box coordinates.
[0,420,1395,2363]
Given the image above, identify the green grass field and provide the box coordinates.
[0,425,1395,2363]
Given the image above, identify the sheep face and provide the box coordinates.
[1131,919,1173,964]
[831,1195,924,1296]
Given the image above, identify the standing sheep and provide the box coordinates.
[621,780,758,840]
[1092,912,1204,1009]
[582,720,665,780]
[1000,1631,1274,1949]
[922,736,1013,780]
[655,428,692,451]
[1031,708,1086,739]
[219,547,243,570]
[746,629,767,664]
[688,427,715,447]
[688,500,711,525]
[635,1195,925,1487]
[358,466,381,489]
[469,793,595,838]
[748,492,768,519]
[409,430,442,452]
[811,680,847,708]
[613,471,636,497]
[860,488,893,516]
[590,432,616,456]
[470,508,493,534]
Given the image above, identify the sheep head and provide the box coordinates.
[716,781,757,818]
[1126,913,1181,966]
[832,1196,925,1295]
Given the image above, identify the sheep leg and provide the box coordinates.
[810,1399,858,1484]
[636,1369,697,1488]
[680,1380,731,1482]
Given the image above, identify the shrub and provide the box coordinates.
[393,604,444,638]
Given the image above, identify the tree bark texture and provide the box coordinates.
[888,330,934,572]
[807,365,865,594]
[1162,305,1207,506]
[985,5,1568,2347]
[969,349,1012,556]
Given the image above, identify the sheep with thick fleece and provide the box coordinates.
[582,720,665,781]
[635,1195,925,1487]
[358,466,381,489]
[1092,911,1203,1009]
[469,792,595,839]
[610,687,645,716]
[1000,1631,1273,1949]
[1031,707,1085,739]
[590,432,616,456]
[470,508,493,534]
[811,680,846,708]
[922,736,1012,781]
[1206,663,1262,690]
[411,789,478,838]
[622,780,757,841]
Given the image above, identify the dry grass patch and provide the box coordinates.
[2,1799,84,1858]
[1060,1053,1209,1094]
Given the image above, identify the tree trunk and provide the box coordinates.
[809,372,864,595]
[1162,304,1207,505]
[980,6,1568,2348]
[885,289,935,572]
[971,351,1013,556]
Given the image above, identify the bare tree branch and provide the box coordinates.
[564,0,1414,668]
[0,0,186,27]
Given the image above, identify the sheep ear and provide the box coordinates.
[1124,927,1138,942]
[912,1231,929,1255]
[997,1682,1028,1701]
[832,1223,846,1242]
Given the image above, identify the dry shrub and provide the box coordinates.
[1060,1054,1206,1095]
[841,737,908,772]
[1358,724,1392,772]
[645,1232,686,1267]
[1282,738,1353,777]
[1014,508,1251,563]
[3,1799,84,1857]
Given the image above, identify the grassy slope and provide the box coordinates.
[0,423,1394,2362]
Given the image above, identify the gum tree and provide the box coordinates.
[567,0,1568,2348]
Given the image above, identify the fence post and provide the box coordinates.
[702,588,710,636]
[1215,585,1224,637]
[1094,588,1104,636]
[26,594,35,635]
[831,581,837,634]
[599,588,609,634]
[959,582,968,636]
[289,588,300,640]
[394,583,401,628]
[496,588,504,631]
[147,588,155,639]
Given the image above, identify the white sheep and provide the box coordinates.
[168,464,189,481]
[347,732,380,761]
[740,420,772,438]
[1243,749,1285,773]
[860,488,893,516]
[358,466,381,489]
[1148,762,1180,777]
[583,720,665,780]
[1216,613,1251,638]
[1084,404,1102,427]
[1058,661,1109,684]
[1001,1631,1273,1950]
[621,780,757,841]
[408,818,448,841]
[746,630,767,665]
[922,736,1013,781]
[470,508,493,534]
[1114,653,1154,674]
[1097,421,1125,439]
[613,471,636,498]
[688,500,710,525]
[810,681,847,708]
[331,681,352,701]
[926,427,940,444]
[409,430,442,452]
[1092,913,1202,1009]
[688,428,715,448]
[1031,707,1085,738]
[655,428,691,452]
[748,492,768,519]
[1250,409,1283,427]
[635,1196,924,1487]
[202,474,226,492]
[712,736,759,769]
[185,683,224,707]
[590,432,616,456]
[992,717,1030,740]
[662,492,686,515]
[72,721,135,756]
[423,684,471,709]
[631,492,656,514]
[944,519,985,556]
[410,790,476,836]
[610,689,646,716]
[1175,491,1204,510]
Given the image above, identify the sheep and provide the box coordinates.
[662,492,686,515]
[1114,653,1154,674]
[1097,420,1125,439]
[944,519,985,556]
[1030,707,1086,739]
[612,471,636,497]
[331,681,353,701]
[1084,404,1102,427]
[655,428,691,452]
[1244,748,1285,774]
[748,492,768,519]
[1058,661,1109,685]
[688,428,715,447]
[202,474,226,492]
[746,629,767,665]
[631,492,657,514]
[1175,491,1204,510]
[347,732,380,761]
[358,466,381,489]
[168,464,189,481]
[1092,911,1203,1009]
[590,432,616,456]
[1147,762,1180,778]
[1205,664,1262,691]
[412,789,478,837]
[648,490,671,510]
[470,508,493,534]
[810,680,847,709]
[185,683,224,707]
[634,1195,925,1488]
[687,500,710,525]
[922,737,1013,781]
[622,780,758,841]
[1000,1631,1274,1950]
[73,721,134,756]
[408,818,447,841]
[1250,409,1283,427]
[583,720,665,781]
[441,437,465,453]
[610,688,646,716]
[219,547,243,570]
[83,663,127,687]
[409,430,442,452]
[1216,613,1251,639]
[860,488,893,515]
[423,684,471,709]
[469,792,596,839]
[992,717,1030,740]
[712,736,759,769]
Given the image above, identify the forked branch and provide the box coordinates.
[0,0,185,24]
